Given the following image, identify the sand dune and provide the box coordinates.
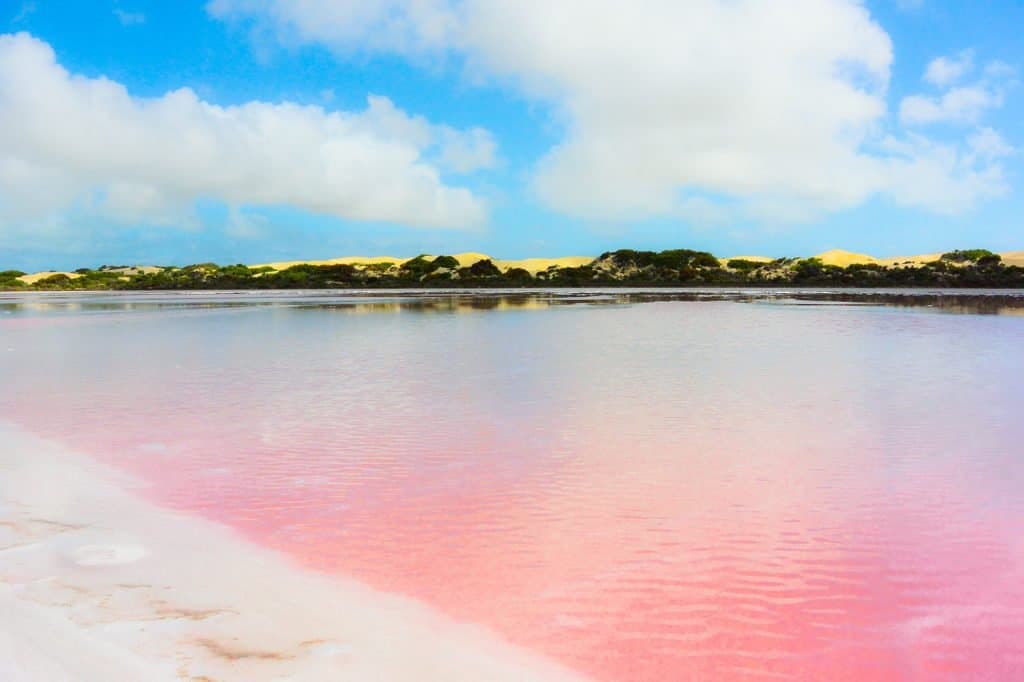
[250,256,405,270]
[493,257,595,274]
[813,249,880,267]
[808,248,1023,268]
[718,255,776,266]
[1000,251,1024,267]
[0,422,590,682]
[15,271,82,285]
[811,249,946,267]
[250,252,595,275]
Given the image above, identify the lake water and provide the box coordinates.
[2,290,1023,680]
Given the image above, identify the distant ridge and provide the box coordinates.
[6,248,1024,289]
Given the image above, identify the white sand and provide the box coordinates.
[0,422,590,682]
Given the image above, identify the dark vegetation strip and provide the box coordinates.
[3,249,1023,290]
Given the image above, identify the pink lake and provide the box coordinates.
[2,290,1024,680]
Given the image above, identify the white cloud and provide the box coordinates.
[207,0,457,55]
[113,9,146,26]
[209,0,1012,220]
[984,60,1016,79]
[464,1,894,218]
[357,93,497,173]
[924,50,973,87]
[900,86,1002,125]
[967,127,1014,161]
[900,56,1012,126]
[0,33,488,231]
[878,133,1009,213]
[438,127,496,173]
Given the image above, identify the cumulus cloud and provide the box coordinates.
[900,55,1012,126]
[924,50,973,87]
[356,94,496,173]
[900,86,1002,125]
[0,32,488,231]
[210,0,1013,220]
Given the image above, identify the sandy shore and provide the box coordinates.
[0,421,589,682]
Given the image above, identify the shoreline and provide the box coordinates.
[0,421,590,682]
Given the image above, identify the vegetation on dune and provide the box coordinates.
[940,249,1001,266]
[0,270,27,287]
[726,259,765,272]
[4,249,1024,290]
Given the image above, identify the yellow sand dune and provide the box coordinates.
[719,255,775,266]
[875,253,942,266]
[103,266,163,275]
[494,257,594,274]
[250,252,595,275]
[813,249,879,267]
[1000,251,1024,267]
[431,253,595,274]
[251,256,404,271]
[448,252,492,266]
[379,252,595,274]
[17,271,82,285]
[812,249,1021,268]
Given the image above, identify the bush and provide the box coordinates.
[34,274,73,288]
[503,267,533,286]
[468,259,501,277]
[399,255,434,276]
[727,259,762,272]
[431,255,460,270]
[690,252,720,268]
[941,249,998,263]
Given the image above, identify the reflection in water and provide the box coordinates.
[2,291,1024,680]
[4,288,1024,319]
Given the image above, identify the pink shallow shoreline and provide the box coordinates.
[7,402,1024,682]
[10,419,1024,682]
[0,421,591,682]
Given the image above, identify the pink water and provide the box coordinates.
[3,291,1024,680]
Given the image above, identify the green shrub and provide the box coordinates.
[941,249,998,263]
[430,255,460,270]
[727,259,762,272]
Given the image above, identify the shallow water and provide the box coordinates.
[2,290,1024,680]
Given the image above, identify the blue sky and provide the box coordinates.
[0,0,1021,271]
